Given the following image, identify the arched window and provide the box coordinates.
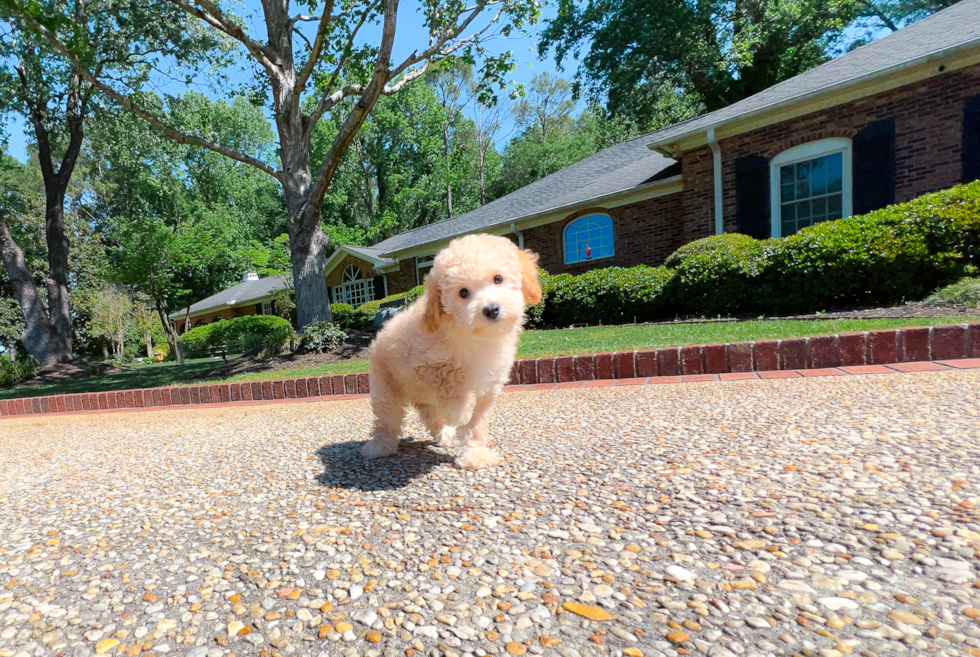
[564,213,614,265]
[332,264,374,307]
[342,265,362,283]
[770,138,852,237]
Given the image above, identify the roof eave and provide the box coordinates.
[380,173,684,260]
[646,37,980,155]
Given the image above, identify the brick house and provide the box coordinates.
[323,0,980,297]
[171,274,289,333]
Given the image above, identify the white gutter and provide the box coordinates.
[510,222,524,249]
[706,128,723,235]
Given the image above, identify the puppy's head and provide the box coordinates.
[422,234,541,334]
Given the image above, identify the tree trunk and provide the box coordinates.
[0,214,69,366]
[286,212,332,330]
[44,189,73,360]
[444,124,453,218]
[155,304,185,365]
[7,342,15,363]
[145,331,153,358]
[101,343,109,360]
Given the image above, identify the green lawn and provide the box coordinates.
[0,357,229,401]
[2,316,975,400]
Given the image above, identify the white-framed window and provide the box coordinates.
[564,213,614,264]
[416,255,435,285]
[332,264,374,307]
[261,301,274,316]
[770,138,852,238]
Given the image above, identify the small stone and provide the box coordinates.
[964,608,980,620]
[561,603,614,621]
[819,597,859,611]
[95,639,119,654]
[665,565,697,581]
[539,636,561,648]
[335,623,353,634]
[366,631,382,643]
[882,550,904,560]
[888,610,924,626]
[666,631,689,644]
[505,642,527,656]
[226,622,245,637]
[623,650,643,657]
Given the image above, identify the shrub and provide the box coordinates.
[928,276,980,307]
[299,322,347,353]
[179,315,292,357]
[525,180,980,326]
[329,286,426,330]
[0,355,38,386]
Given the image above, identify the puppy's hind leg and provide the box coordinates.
[417,404,457,448]
[362,375,405,459]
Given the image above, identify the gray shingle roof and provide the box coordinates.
[645,0,980,150]
[170,275,290,318]
[341,244,395,265]
[365,0,980,257]
[370,134,679,255]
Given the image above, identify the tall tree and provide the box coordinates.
[0,0,215,365]
[427,59,475,218]
[9,0,540,330]
[539,0,861,120]
[493,73,598,197]
[471,96,503,206]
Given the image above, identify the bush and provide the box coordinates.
[299,322,347,353]
[329,286,426,331]
[0,355,38,386]
[928,275,980,307]
[178,315,292,358]
[525,180,980,326]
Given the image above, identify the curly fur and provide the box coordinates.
[362,234,541,469]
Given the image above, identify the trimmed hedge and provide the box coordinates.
[329,285,425,330]
[527,181,980,327]
[178,315,292,357]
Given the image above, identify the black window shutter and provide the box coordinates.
[853,118,895,215]
[964,93,980,183]
[373,275,385,300]
[735,154,770,239]
[255,303,263,315]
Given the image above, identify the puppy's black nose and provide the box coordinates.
[483,304,500,320]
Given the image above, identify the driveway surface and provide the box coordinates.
[2,370,980,657]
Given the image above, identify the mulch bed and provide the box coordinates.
[17,360,133,389]
[203,329,377,380]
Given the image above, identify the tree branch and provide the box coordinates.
[301,0,379,120]
[166,0,282,76]
[293,0,336,95]
[305,0,400,220]
[11,11,282,180]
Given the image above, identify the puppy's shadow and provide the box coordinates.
[315,437,454,492]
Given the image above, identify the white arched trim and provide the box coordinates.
[770,137,852,238]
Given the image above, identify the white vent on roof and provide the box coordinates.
[242,272,260,282]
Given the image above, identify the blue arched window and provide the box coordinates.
[564,213,614,264]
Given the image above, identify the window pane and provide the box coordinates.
[564,214,614,264]
[778,150,845,234]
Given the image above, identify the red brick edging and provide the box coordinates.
[2,322,979,420]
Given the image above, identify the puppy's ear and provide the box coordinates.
[421,269,445,333]
[518,248,542,305]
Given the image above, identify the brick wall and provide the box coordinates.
[681,66,980,239]
[386,258,420,295]
[521,194,686,275]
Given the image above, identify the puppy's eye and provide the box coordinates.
[459,288,470,299]
[493,275,503,284]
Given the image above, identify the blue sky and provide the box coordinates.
[3,0,575,163]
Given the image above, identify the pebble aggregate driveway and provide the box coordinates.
[2,370,980,657]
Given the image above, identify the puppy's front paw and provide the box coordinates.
[362,436,398,459]
[455,446,502,470]
[435,426,457,449]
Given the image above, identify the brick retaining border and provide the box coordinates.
[2,322,979,419]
